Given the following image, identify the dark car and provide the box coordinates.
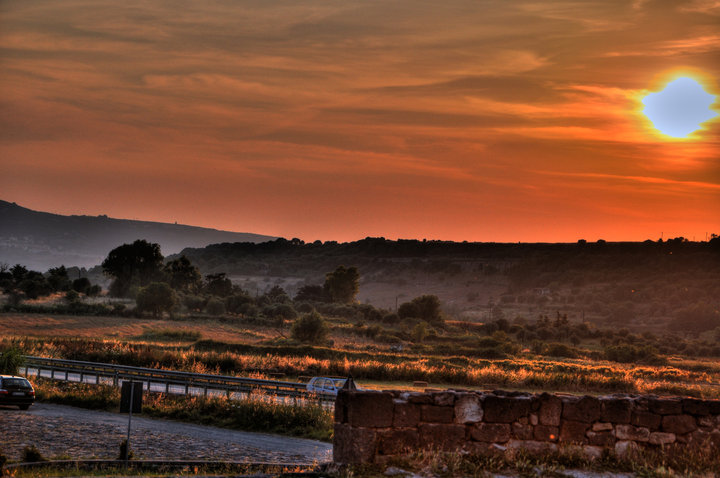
[0,375,35,410]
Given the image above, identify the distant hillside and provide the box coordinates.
[0,200,276,270]
[176,237,720,331]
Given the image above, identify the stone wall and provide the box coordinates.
[333,390,720,464]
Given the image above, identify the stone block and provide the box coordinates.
[529,413,539,426]
[688,430,720,449]
[600,398,632,423]
[533,425,559,442]
[682,398,710,416]
[615,440,639,459]
[538,393,562,426]
[615,424,650,442]
[649,398,683,415]
[512,422,534,440]
[662,415,697,435]
[583,446,604,461]
[393,400,421,428]
[559,420,589,444]
[454,393,483,424]
[483,395,532,423]
[377,428,420,455]
[648,432,676,446]
[586,430,615,447]
[421,405,454,423]
[469,423,511,443]
[333,424,376,464]
[562,396,601,423]
[506,440,557,455]
[463,441,506,457]
[418,423,466,450]
[433,391,456,406]
[406,392,434,404]
[631,410,661,430]
[592,422,613,432]
[348,391,395,428]
[697,415,719,430]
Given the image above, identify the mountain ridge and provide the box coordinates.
[0,200,277,270]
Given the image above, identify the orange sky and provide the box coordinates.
[1,0,719,243]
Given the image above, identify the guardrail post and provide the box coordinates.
[50,368,55,379]
[166,382,170,394]
[80,372,84,383]
[113,372,118,387]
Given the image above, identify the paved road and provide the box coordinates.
[0,403,332,464]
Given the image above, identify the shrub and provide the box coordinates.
[118,439,134,460]
[21,445,45,463]
[543,342,578,358]
[0,345,24,375]
[205,297,226,316]
[64,289,80,303]
[604,344,663,364]
[136,282,177,317]
[291,311,329,344]
[264,303,298,320]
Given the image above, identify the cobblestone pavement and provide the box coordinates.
[0,403,332,464]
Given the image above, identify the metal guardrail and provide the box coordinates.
[21,355,336,403]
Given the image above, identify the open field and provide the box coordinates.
[3,313,719,399]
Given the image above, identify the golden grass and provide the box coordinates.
[0,313,274,344]
[3,313,719,399]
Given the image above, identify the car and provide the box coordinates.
[306,376,356,396]
[0,375,35,410]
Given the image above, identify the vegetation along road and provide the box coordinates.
[0,403,332,464]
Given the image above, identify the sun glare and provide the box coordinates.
[642,77,718,138]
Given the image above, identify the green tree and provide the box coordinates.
[135,282,176,317]
[18,271,51,299]
[102,240,164,297]
[291,311,329,344]
[398,295,443,325]
[47,266,71,292]
[205,273,233,297]
[164,255,202,293]
[323,266,360,304]
[72,277,91,294]
[263,285,291,304]
[294,284,328,302]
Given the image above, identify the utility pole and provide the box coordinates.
[125,382,135,465]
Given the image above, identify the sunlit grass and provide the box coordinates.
[7,335,719,399]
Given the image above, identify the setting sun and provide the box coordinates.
[642,77,718,138]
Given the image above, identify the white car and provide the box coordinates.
[306,377,355,395]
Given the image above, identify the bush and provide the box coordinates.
[136,282,177,317]
[264,303,298,320]
[290,311,329,344]
[543,342,578,358]
[205,297,226,316]
[21,445,45,463]
[118,439,134,460]
[0,346,24,375]
[605,344,663,364]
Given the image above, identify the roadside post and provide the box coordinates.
[120,381,143,464]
